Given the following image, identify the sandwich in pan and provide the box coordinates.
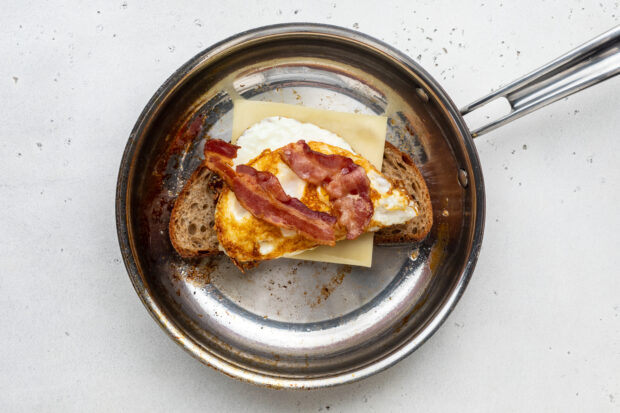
[169,105,432,269]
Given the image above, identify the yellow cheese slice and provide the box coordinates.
[231,100,388,267]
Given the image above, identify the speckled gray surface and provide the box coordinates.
[1,1,619,411]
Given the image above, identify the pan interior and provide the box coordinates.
[124,30,478,381]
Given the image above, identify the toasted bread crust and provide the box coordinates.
[169,165,222,258]
[374,141,433,244]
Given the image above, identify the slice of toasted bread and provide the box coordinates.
[168,165,222,258]
[374,141,433,244]
[169,141,433,257]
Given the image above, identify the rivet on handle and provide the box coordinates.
[458,169,469,188]
[416,88,429,102]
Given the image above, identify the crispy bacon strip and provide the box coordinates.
[205,138,239,158]
[236,165,337,227]
[204,139,239,182]
[204,139,337,245]
[280,140,373,240]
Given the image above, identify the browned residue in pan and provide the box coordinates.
[429,222,448,273]
[139,112,206,264]
[182,256,219,287]
[311,265,352,307]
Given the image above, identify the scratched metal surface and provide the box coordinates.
[116,24,484,388]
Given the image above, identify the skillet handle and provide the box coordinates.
[460,25,620,138]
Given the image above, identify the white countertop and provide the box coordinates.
[1,1,619,411]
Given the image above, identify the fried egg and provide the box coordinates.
[215,117,418,262]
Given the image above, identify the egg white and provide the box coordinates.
[233,116,354,166]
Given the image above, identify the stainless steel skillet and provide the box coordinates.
[116,24,620,389]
